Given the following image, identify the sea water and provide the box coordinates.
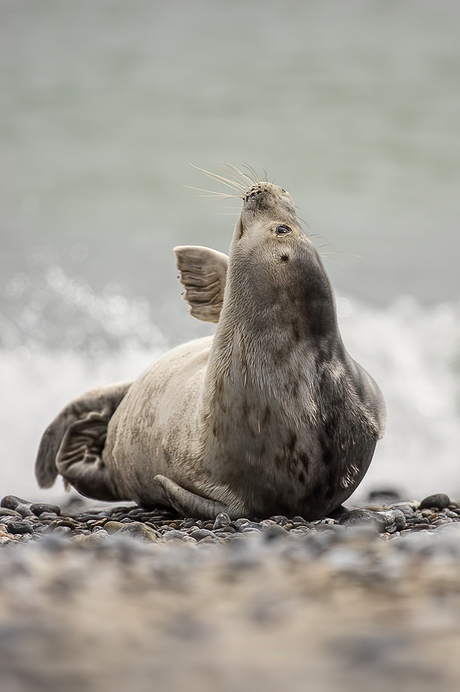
[1,0,459,501]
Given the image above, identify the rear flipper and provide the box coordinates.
[153,475,230,519]
[35,381,132,501]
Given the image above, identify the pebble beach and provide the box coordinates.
[2,492,460,692]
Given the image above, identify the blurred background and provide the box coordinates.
[1,0,459,502]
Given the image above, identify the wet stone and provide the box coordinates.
[213,513,231,529]
[419,493,451,510]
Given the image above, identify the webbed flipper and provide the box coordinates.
[35,381,131,501]
[174,245,228,323]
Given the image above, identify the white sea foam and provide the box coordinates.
[1,276,459,503]
[338,295,460,501]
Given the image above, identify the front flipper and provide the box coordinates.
[174,245,228,323]
[153,475,229,519]
[35,382,131,501]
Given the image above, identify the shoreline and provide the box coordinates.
[2,493,460,690]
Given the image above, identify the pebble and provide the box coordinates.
[0,508,22,518]
[0,490,458,550]
[213,512,231,529]
[339,509,386,531]
[30,502,61,516]
[104,521,126,534]
[117,522,159,542]
[189,528,215,541]
[5,519,34,534]
[419,493,451,510]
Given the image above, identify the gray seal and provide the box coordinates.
[36,178,386,519]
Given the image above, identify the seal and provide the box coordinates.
[35,174,386,519]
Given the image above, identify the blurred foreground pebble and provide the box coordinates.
[2,492,460,691]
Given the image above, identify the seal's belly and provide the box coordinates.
[103,336,213,500]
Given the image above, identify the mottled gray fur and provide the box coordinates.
[35,179,386,519]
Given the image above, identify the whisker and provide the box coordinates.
[297,215,312,231]
[241,163,260,184]
[222,162,254,187]
[189,163,246,192]
[184,185,240,199]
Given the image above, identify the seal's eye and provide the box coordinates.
[275,225,292,237]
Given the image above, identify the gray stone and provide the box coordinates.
[5,519,34,534]
[163,529,188,541]
[339,510,386,532]
[118,522,159,542]
[375,509,407,532]
[30,502,61,517]
[419,493,451,510]
[189,528,215,541]
[0,508,22,518]
[268,515,289,525]
[213,512,231,529]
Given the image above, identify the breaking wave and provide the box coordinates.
[1,267,459,502]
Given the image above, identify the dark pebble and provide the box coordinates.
[38,512,63,522]
[5,519,34,534]
[0,508,22,518]
[292,516,309,525]
[30,502,61,517]
[419,493,451,510]
[1,495,29,509]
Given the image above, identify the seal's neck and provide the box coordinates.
[202,246,342,416]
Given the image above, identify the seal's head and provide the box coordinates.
[228,181,337,340]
